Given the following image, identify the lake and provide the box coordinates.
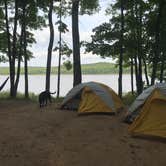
[0,74,136,96]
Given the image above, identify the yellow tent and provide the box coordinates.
[127,83,166,138]
[61,82,124,114]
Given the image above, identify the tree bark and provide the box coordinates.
[160,52,165,83]
[118,0,124,98]
[131,0,139,94]
[22,1,29,98]
[12,0,18,80]
[46,0,54,91]
[14,26,24,96]
[143,57,149,86]
[151,0,165,85]
[12,0,19,97]
[4,0,15,97]
[72,0,82,87]
[134,53,139,93]
[136,2,143,94]
[130,56,134,94]
[57,0,62,98]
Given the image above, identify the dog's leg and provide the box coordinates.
[45,99,47,106]
[49,95,52,103]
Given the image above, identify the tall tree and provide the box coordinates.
[4,0,15,97]
[22,0,29,98]
[14,26,23,95]
[151,0,165,85]
[45,0,54,91]
[130,55,134,94]
[56,0,70,98]
[159,52,165,83]
[118,0,124,98]
[3,0,45,97]
[57,0,62,98]
[71,0,99,87]
[12,0,18,83]
[72,0,82,87]
[136,0,143,94]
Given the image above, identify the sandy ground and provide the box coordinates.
[0,100,166,166]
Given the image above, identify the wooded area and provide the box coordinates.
[0,0,166,98]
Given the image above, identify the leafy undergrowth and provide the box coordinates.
[0,90,138,107]
[0,91,64,103]
[122,92,138,106]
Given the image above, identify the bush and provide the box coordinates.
[122,91,137,105]
[0,91,37,102]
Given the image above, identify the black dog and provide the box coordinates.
[39,90,56,107]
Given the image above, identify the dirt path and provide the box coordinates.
[0,100,166,166]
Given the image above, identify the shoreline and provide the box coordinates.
[0,62,130,75]
[0,73,131,75]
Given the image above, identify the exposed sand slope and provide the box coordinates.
[0,100,166,166]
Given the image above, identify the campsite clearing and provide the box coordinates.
[0,100,166,166]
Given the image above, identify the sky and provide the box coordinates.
[1,0,113,67]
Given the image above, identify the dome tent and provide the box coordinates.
[125,83,166,138]
[61,82,124,114]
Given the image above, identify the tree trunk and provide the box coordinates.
[136,2,143,94]
[57,0,62,98]
[131,0,139,94]
[22,1,29,98]
[118,0,124,98]
[134,53,139,93]
[12,0,18,79]
[130,56,134,94]
[72,0,82,87]
[151,0,165,85]
[4,0,15,97]
[160,52,165,83]
[14,26,24,96]
[143,57,149,86]
[12,0,19,97]
[24,37,29,98]
[46,0,54,91]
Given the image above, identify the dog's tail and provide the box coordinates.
[50,91,56,94]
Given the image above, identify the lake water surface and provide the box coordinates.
[0,74,136,96]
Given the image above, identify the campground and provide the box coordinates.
[0,100,166,166]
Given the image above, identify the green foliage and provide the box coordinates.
[54,41,72,57]
[85,0,166,87]
[122,91,137,105]
[0,91,64,102]
[55,20,69,33]
[80,0,100,15]
[0,91,11,100]
[0,91,37,101]
[63,60,72,70]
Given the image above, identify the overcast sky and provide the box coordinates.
[1,0,113,67]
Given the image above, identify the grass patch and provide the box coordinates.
[122,92,138,105]
[0,90,137,105]
[0,91,38,102]
[1,89,137,106]
[0,62,130,75]
[0,91,64,103]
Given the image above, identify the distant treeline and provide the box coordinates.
[0,63,130,75]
